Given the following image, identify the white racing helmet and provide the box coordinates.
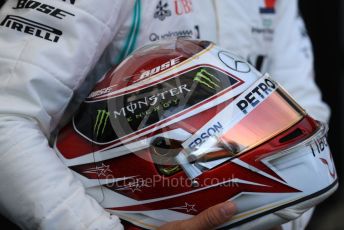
[55,40,338,229]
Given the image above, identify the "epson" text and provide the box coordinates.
[188,122,223,151]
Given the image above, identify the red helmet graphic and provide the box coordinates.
[55,40,338,229]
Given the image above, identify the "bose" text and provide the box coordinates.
[13,0,75,19]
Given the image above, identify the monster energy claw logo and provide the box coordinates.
[94,110,110,137]
[194,69,221,89]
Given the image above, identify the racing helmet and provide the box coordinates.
[55,39,338,229]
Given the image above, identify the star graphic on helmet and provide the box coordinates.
[127,181,144,192]
[170,202,197,213]
[183,202,197,213]
[114,178,151,193]
[82,163,112,177]
[109,155,301,215]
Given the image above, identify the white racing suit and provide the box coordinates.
[0,0,330,229]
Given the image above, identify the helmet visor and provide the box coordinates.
[221,86,305,153]
[184,74,307,162]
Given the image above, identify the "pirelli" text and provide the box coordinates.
[0,15,62,43]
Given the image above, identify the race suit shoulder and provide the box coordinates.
[0,0,133,229]
[0,0,329,229]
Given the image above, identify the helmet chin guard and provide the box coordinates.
[55,40,337,229]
